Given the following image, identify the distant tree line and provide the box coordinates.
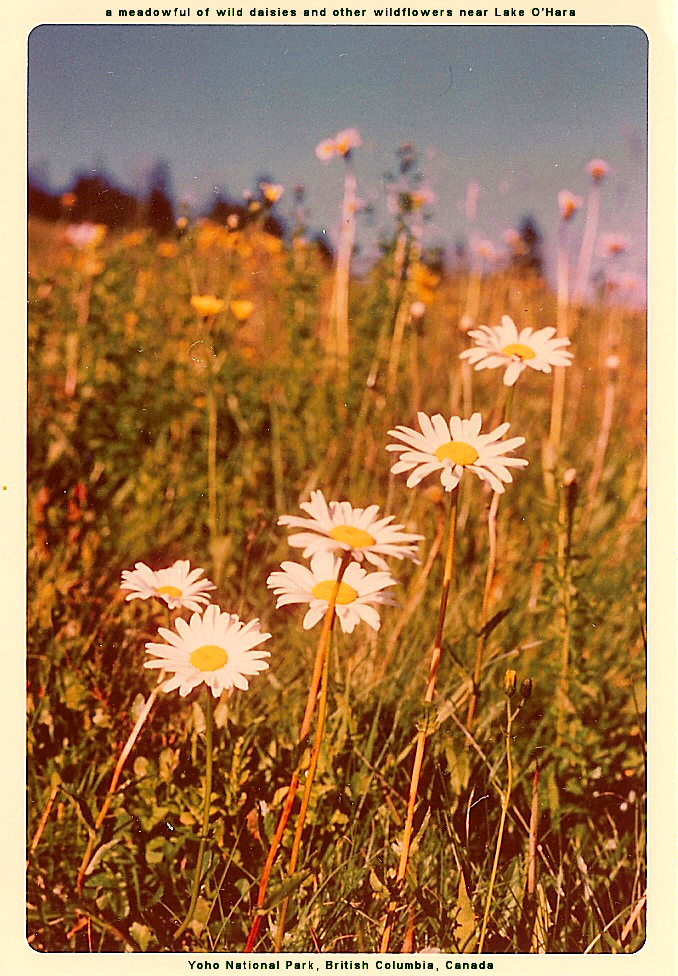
[27,159,287,239]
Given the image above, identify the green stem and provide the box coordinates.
[546,222,571,499]
[244,551,351,952]
[174,692,214,940]
[502,384,515,427]
[466,384,515,733]
[478,698,514,954]
[274,615,334,950]
[206,377,220,582]
[555,472,577,751]
[380,486,459,953]
[76,677,163,894]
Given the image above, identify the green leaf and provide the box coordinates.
[261,870,311,912]
[189,896,212,936]
[478,607,510,639]
[452,871,478,953]
[63,673,88,711]
[129,922,152,951]
[531,883,552,953]
[444,742,470,795]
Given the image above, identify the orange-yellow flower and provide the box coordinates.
[587,158,610,182]
[157,240,179,258]
[410,188,436,210]
[260,182,284,204]
[412,264,440,303]
[315,138,337,161]
[230,300,255,322]
[122,230,147,248]
[191,295,225,318]
[558,190,582,222]
[195,219,229,252]
[77,255,104,277]
[335,127,361,156]
[600,233,630,257]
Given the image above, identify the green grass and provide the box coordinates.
[27,214,646,953]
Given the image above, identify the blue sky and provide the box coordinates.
[28,24,647,287]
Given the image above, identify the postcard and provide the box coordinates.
[5,2,676,974]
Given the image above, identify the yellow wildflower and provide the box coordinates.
[191,295,225,318]
[156,240,179,258]
[230,300,255,322]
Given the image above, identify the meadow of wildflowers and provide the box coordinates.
[27,150,646,954]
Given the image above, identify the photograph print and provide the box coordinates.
[26,24,647,954]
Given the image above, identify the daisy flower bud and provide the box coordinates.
[503,669,518,698]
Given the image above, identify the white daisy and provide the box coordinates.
[144,604,271,697]
[387,412,528,494]
[459,315,574,387]
[120,560,216,613]
[277,490,423,571]
[267,552,398,634]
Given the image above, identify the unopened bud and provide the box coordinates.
[520,677,533,702]
[562,468,579,516]
[503,669,518,698]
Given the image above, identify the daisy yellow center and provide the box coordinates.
[311,580,359,605]
[190,644,228,672]
[501,343,536,361]
[156,585,182,598]
[329,525,376,548]
[434,441,479,466]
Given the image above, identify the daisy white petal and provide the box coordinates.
[405,460,444,486]
[144,607,271,698]
[431,413,452,442]
[277,489,421,570]
[267,553,398,634]
[503,360,525,387]
[352,604,382,632]
[387,413,528,494]
[303,605,327,630]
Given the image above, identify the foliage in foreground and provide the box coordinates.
[27,213,646,953]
